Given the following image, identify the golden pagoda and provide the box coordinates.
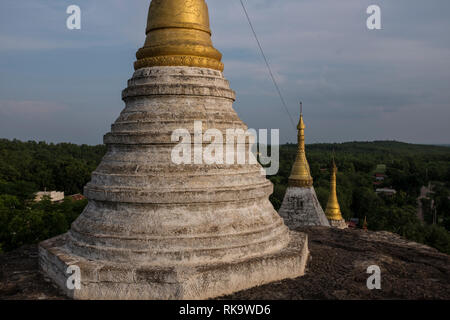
[288,103,314,188]
[325,158,347,229]
[135,0,224,71]
[279,103,330,228]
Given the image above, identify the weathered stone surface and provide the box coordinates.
[329,219,348,229]
[3,228,449,300]
[38,66,308,299]
[279,187,330,228]
[38,231,307,300]
[225,227,450,300]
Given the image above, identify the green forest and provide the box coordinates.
[0,138,449,254]
[269,141,450,253]
[0,139,105,252]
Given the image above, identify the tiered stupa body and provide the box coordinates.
[39,0,308,300]
[278,108,330,228]
[325,160,348,229]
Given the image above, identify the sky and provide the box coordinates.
[0,0,449,145]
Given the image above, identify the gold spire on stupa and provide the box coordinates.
[135,0,224,71]
[288,103,314,187]
[325,158,344,221]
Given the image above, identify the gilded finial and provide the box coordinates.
[325,156,344,221]
[135,0,224,71]
[288,102,313,187]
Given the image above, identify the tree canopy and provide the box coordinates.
[0,139,449,254]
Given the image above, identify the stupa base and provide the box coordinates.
[39,231,309,300]
[329,219,348,229]
[279,187,331,228]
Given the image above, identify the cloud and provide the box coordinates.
[0,0,148,51]
[0,100,68,117]
[0,0,449,144]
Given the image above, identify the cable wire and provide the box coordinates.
[239,0,297,129]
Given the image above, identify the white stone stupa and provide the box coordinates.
[39,0,309,300]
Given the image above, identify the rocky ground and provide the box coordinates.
[1,227,449,300]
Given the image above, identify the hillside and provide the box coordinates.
[0,139,449,255]
[0,139,106,197]
[270,140,450,255]
[0,139,449,300]
[308,140,450,154]
[1,227,449,300]
[1,138,448,197]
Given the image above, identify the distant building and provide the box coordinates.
[68,194,86,201]
[373,166,387,187]
[376,188,397,197]
[347,218,359,229]
[34,191,65,203]
[347,221,357,228]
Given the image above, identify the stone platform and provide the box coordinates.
[39,231,308,300]
[329,219,348,229]
[3,227,449,300]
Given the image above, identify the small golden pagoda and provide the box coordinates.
[325,158,348,229]
[279,103,330,228]
[288,103,314,188]
[135,0,224,71]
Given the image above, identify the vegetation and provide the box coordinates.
[269,141,450,254]
[0,139,106,196]
[0,139,449,254]
[0,139,105,253]
[0,195,87,252]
